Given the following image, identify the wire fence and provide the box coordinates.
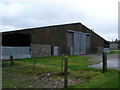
[2,65,64,88]
[2,55,70,88]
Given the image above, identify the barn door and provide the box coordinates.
[80,34,86,54]
[74,32,87,55]
[74,33,81,55]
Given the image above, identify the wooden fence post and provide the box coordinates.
[64,56,68,88]
[61,54,64,75]
[103,52,107,73]
[10,55,14,66]
[33,58,36,70]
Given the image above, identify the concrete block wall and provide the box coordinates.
[31,44,51,57]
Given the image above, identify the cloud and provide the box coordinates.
[99,32,118,41]
[0,25,17,31]
[0,0,118,41]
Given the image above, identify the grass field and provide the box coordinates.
[2,55,119,88]
[108,50,120,54]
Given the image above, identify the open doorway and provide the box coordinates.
[2,33,31,59]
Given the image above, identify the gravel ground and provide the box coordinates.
[85,53,119,71]
[3,71,90,88]
[84,53,119,63]
[27,72,90,88]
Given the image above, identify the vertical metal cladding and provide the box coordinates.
[74,32,81,55]
[67,30,89,55]
[2,47,31,60]
[80,34,86,54]
[73,32,87,55]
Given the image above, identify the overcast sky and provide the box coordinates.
[0,0,119,41]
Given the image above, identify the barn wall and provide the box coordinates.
[31,23,83,55]
[66,32,74,55]
[31,28,66,46]
[31,44,51,57]
[86,35,90,53]
[81,25,105,52]
[1,47,31,60]
[31,26,68,54]
[2,23,107,57]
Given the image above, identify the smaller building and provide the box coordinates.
[110,40,120,49]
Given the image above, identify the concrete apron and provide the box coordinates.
[88,58,119,71]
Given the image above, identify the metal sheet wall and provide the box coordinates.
[80,34,86,54]
[1,47,31,60]
[74,32,87,54]
[74,33,81,54]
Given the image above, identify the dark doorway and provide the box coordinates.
[2,33,31,46]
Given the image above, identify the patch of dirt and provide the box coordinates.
[25,72,91,88]
[71,76,91,84]
[74,76,91,80]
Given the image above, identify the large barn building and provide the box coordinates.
[0,22,109,59]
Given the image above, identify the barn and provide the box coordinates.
[0,22,109,59]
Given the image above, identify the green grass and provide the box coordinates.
[110,48,120,50]
[89,49,120,55]
[107,50,120,54]
[2,55,119,88]
[68,69,119,88]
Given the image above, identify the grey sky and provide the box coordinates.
[0,0,118,41]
